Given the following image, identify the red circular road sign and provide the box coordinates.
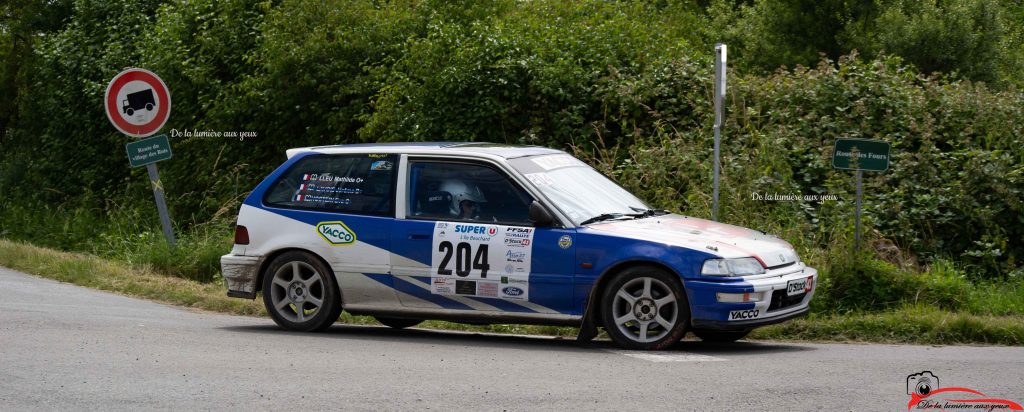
[104,68,171,138]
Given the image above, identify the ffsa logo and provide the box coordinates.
[316,221,357,245]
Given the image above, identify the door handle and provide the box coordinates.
[408,234,430,240]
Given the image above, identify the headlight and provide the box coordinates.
[701,257,765,276]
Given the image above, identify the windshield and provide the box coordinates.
[508,154,649,225]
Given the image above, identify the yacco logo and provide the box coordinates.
[316,221,356,245]
[502,286,524,297]
[729,309,759,320]
[455,224,496,238]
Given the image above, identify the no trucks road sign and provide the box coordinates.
[104,68,171,138]
[105,68,176,246]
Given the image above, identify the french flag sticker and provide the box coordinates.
[302,174,311,181]
[294,194,305,202]
[299,184,308,191]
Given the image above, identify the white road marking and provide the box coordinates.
[606,350,727,362]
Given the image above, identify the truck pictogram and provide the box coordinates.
[122,89,156,116]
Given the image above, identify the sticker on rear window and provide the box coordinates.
[370,160,393,171]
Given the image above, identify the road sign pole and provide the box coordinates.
[146,163,176,247]
[106,68,175,248]
[713,124,721,221]
[854,169,862,252]
[712,43,726,221]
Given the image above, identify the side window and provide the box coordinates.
[264,154,397,216]
[408,161,534,225]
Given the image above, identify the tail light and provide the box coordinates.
[234,225,250,245]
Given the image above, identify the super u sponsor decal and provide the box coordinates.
[431,222,534,300]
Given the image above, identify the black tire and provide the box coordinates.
[145,103,154,111]
[375,317,423,329]
[600,266,689,350]
[125,108,134,116]
[261,251,342,332]
[693,329,750,343]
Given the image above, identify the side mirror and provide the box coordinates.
[529,201,555,227]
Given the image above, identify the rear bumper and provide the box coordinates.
[220,254,262,299]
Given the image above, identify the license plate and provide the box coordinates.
[786,278,807,296]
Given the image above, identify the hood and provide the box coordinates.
[586,214,798,268]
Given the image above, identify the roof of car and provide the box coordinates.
[288,142,565,160]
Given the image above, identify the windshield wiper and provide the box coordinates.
[628,207,670,218]
[579,213,626,225]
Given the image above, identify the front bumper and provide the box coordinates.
[220,254,263,299]
[685,265,818,331]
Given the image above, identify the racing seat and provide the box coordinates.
[416,190,452,218]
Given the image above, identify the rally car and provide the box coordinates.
[221,142,817,350]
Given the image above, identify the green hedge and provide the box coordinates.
[0,0,1021,280]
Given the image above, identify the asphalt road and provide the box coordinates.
[1,267,1021,411]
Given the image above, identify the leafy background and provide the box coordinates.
[1,0,1022,317]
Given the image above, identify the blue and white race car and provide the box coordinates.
[221,143,817,350]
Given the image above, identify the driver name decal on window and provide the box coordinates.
[264,154,397,215]
[292,173,364,204]
[430,221,534,300]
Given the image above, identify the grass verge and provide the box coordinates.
[753,307,1024,345]
[1,238,1020,345]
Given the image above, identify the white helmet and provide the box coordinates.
[439,180,486,215]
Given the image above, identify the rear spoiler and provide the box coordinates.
[285,148,312,159]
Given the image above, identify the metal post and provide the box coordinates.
[854,169,862,252]
[713,124,721,221]
[712,43,726,221]
[146,163,176,247]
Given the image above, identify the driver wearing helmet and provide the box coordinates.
[439,179,486,220]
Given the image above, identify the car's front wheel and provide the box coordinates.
[262,251,342,332]
[600,266,689,350]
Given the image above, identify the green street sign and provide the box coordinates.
[832,138,890,172]
[125,134,172,168]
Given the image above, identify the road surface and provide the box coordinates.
[1,267,1021,410]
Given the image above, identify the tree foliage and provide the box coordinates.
[0,0,1022,278]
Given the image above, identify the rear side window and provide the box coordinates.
[264,154,397,216]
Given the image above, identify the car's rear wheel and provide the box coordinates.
[693,329,750,343]
[375,317,423,329]
[600,266,689,350]
[262,251,342,332]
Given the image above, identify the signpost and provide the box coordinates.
[105,68,176,246]
[832,138,891,250]
[712,43,727,221]
[126,134,172,167]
